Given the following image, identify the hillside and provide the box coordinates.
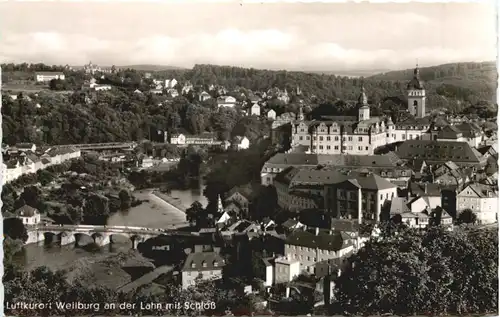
[117,64,186,71]
[369,61,497,99]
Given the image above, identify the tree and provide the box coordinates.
[36,169,55,186]
[3,218,28,242]
[457,208,478,224]
[118,189,132,210]
[185,201,205,226]
[331,226,498,315]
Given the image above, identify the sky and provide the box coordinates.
[0,1,496,72]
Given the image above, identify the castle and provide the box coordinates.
[288,65,431,155]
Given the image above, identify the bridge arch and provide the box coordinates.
[108,232,132,244]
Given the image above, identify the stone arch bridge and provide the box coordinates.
[28,223,192,249]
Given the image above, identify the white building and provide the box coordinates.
[15,205,41,225]
[165,79,178,88]
[170,134,186,145]
[267,109,277,120]
[284,228,354,274]
[181,252,225,290]
[250,104,261,116]
[35,72,65,82]
[457,183,498,224]
[232,136,250,150]
[274,255,300,284]
[217,96,237,108]
[94,85,112,91]
[288,66,431,155]
[199,91,211,102]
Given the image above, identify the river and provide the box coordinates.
[12,186,208,271]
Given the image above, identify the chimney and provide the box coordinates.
[315,227,320,236]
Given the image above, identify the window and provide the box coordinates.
[348,146,353,150]
[348,137,353,141]
[402,171,407,176]
[313,136,317,141]
[365,146,369,150]
[402,135,406,140]
[319,145,323,149]
[326,136,331,141]
[319,136,324,141]
[386,133,389,137]
[334,146,339,150]
[358,146,363,150]
[358,136,363,141]
[299,136,303,141]
[335,136,339,141]
[306,136,310,140]
[327,145,331,150]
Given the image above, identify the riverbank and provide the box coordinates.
[152,190,189,212]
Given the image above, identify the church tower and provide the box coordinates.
[358,85,370,121]
[407,64,426,118]
[298,104,305,121]
[217,194,224,213]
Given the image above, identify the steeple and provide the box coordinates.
[358,83,370,121]
[407,61,426,118]
[407,63,424,90]
[358,84,368,105]
[298,104,304,121]
[217,194,224,213]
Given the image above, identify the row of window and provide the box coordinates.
[287,245,337,256]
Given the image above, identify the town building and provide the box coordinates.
[199,91,211,102]
[170,133,217,146]
[323,171,398,223]
[456,183,498,224]
[267,109,277,120]
[217,96,237,108]
[35,72,65,82]
[165,79,178,89]
[261,152,403,186]
[250,104,261,116]
[284,227,354,274]
[231,136,250,150]
[274,255,300,284]
[181,252,225,290]
[15,205,41,225]
[395,140,485,167]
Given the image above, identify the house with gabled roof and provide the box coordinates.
[181,251,225,289]
[284,227,354,274]
[457,183,498,224]
[15,205,41,225]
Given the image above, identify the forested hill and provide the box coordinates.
[177,63,497,110]
[369,61,497,100]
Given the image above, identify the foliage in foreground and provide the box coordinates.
[332,225,498,315]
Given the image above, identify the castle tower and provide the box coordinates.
[358,85,370,121]
[407,64,426,118]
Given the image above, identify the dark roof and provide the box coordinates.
[15,143,35,149]
[395,140,482,164]
[264,153,403,170]
[15,205,38,217]
[277,167,397,191]
[409,182,443,197]
[35,72,64,76]
[437,125,463,139]
[181,252,225,272]
[285,230,346,251]
[265,153,320,167]
[407,67,424,90]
